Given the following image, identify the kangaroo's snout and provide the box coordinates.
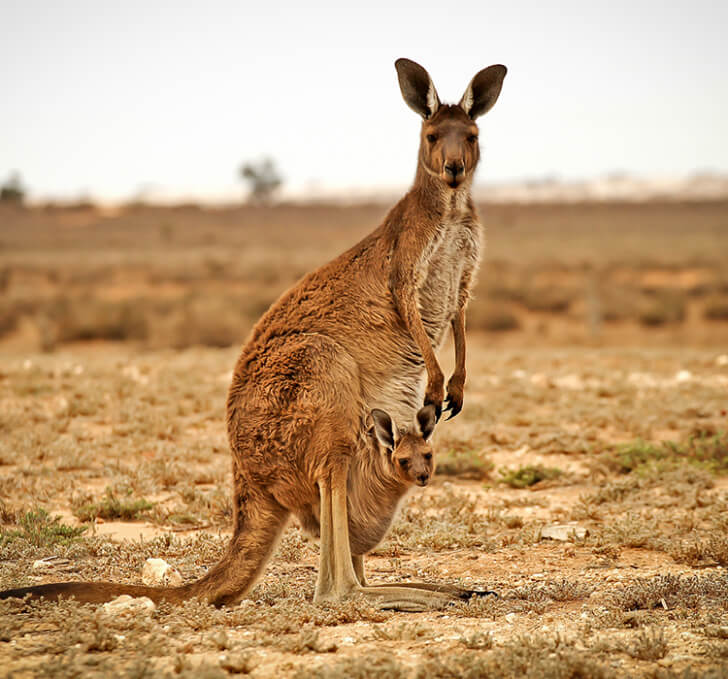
[443,159,465,187]
[444,161,464,178]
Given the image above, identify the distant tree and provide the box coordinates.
[239,157,282,204]
[0,171,25,205]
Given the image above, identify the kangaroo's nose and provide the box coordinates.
[444,161,464,178]
[417,473,429,486]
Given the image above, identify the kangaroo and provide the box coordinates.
[296,406,437,587]
[0,58,506,611]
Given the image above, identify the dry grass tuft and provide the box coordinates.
[499,464,564,488]
[621,626,669,661]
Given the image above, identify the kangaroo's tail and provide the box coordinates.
[0,491,288,607]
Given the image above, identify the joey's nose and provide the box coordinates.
[417,473,429,486]
[444,161,464,179]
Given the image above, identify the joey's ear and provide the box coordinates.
[416,404,437,441]
[459,64,507,119]
[370,409,396,450]
[395,58,441,120]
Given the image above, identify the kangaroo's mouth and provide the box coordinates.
[443,174,463,189]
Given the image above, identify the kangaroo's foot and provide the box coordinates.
[365,581,497,600]
[314,464,477,611]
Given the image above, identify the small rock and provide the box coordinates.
[141,558,183,587]
[674,369,692,383]
[32,556,73,573]
[210,630,230,650]
[627,372,657,388]
[715,354,728,367]
[505,613,517,624]
[219,653,252,674]
[540,524,588,541]
[103,595,155,616]
[553,374,584,390]
[32,558,57,571]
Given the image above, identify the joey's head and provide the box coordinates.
[395,58,507,189]
[369,405,437,487]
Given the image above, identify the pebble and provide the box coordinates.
[210,630,230,650]
[141,558,183,587]
[540,524,588,541]
[103,595,155,616]
[219,653,253,674]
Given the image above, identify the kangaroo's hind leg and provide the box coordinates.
[315,460,468,611]
[352,554,367,586]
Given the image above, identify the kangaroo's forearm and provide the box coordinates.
[451,307,466,381]
[392,284,443,385]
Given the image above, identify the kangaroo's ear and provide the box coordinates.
[370,409,396,450]
[395,58,441,120]
[459,64,507,119]
[416,405,437,441]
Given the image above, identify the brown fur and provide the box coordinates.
[0,58,506,609]
[295,407,435,556]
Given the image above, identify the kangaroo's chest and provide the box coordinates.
[418,219,481,346]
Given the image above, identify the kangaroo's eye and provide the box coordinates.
[426,134,437,143]
[468,134,478,143]
[424,453,432,461]
[398,458,410,469]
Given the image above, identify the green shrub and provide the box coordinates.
[0,508,86,547]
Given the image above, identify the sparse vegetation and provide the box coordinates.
[239,157,283,204]
[72,487,154,522]
[436,447,493,479]
[0,508,86,547]
[600,433,728,476]
[499,464,563,488]
[468,304,521,332]
[638,292,686,326]
[0,171,25,204]
[704,298,728,321]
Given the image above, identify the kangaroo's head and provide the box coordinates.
[369,405,437,487]
[395,58,507,189]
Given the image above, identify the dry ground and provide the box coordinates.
[0,201,727,678]
[1,340,727,678]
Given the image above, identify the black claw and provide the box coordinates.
[455,589,498,601]
[443,397,462,421]
[467,589,498,599]
[449,589,498,605]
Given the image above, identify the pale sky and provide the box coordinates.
[1,0,727,202]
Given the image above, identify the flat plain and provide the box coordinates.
[1,200,727,678]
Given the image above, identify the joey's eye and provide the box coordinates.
[423,453,432,461]
[398,458,410,469]
[468,134,478,143]
[426,134,437,143]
